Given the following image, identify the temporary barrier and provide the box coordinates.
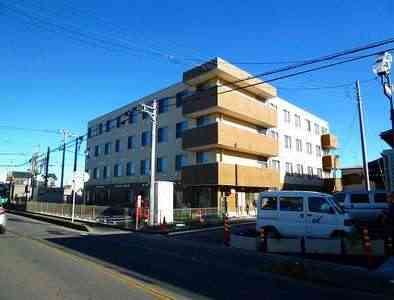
[224,215,230,247]
[361,227,374,269]
[260,228,267,253]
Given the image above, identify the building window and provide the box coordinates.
[93,168,99,179]
[88,127,92,138]
[129,110,137,124]
[114,163,122,177]
[306,142,312,154]
[94,145,100,157]
[314,123,320,135]
[317,168,323,178]
[296,164,303,176]
[116,116,121,128]
[307,166,314,177]
[157,157,167,173]
[269,129,279,140]
[283,109,291,123]
[294,114,301,128]
[196,115,210,127]
[106,120,111,132]
[285,162,293,175]
[271,160,280,170]
[158,127,168,143]
[305,119,311,132]
[269,103,278,111]
[175,154,187,171]
[196,151,208,164]
[296,139,302,152]
[141,131,151,147]
[104,142,112,155]
[103,166,108,179]
[176,90,188,107]
[98,123,103,135]
[86,147,90,159]
[176,121,188,139]
[315,145,321,157]
[284,135,292,150]
[115,139,121,152]
[126,162,135,176]
[158,97,170,114]
[321,127,328,135]
[140,159,150,175]
[127,136,134,149]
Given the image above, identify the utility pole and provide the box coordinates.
[150,100,157,225]
[60,129,69,189]
[135,100,158,225]
[356,80,371,192]
[30,153,38,201]
[71,136,82,223]
[44,147,50,188]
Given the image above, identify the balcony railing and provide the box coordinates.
[182,86,277,128]
[182,162,280,188]
[182,122,279,157]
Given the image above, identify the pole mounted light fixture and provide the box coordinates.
[373,52,394,149]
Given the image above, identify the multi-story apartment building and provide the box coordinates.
[85,58,338,215]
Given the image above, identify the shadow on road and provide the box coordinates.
[44,232,290,300]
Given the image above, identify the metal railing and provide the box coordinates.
[173,207,221,222]
[26,201,97,222]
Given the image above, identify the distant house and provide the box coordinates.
[341,158,385,192]
[6,171,31,204]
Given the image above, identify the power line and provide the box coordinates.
[0,152,29,156]
[275,77,376,91]
[0,125,60,134]
[217,39,394,88]
[218,47,394,95]
[2,1,193,67]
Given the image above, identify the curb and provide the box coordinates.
[8,210,90,232]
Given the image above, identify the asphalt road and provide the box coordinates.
[0,214,161,300]
[0,213,391,300]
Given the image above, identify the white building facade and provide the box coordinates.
[85,58,338,214]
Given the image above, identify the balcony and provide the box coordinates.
[182,87,277,128]
[182,122,278,157]
[182,58,277,99]
[321,133,337,149]
[322,155,339,171]
[181,162,280,188]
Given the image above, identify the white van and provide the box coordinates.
[257,191,353,238]
[334,191,388,223]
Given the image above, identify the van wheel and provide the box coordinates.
[377,214,385,225]
[262,226,281,239]
[330,230,347,239]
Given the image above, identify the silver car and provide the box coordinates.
[0,207,6,234]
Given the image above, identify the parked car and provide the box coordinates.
[0,207,6,234]
[257,191,353,238]
[333,191,388,223]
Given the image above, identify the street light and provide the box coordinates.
[373,52,394,148]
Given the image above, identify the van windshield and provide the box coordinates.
[328,197,345,214]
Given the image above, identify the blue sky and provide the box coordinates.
[0,0,393,183]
